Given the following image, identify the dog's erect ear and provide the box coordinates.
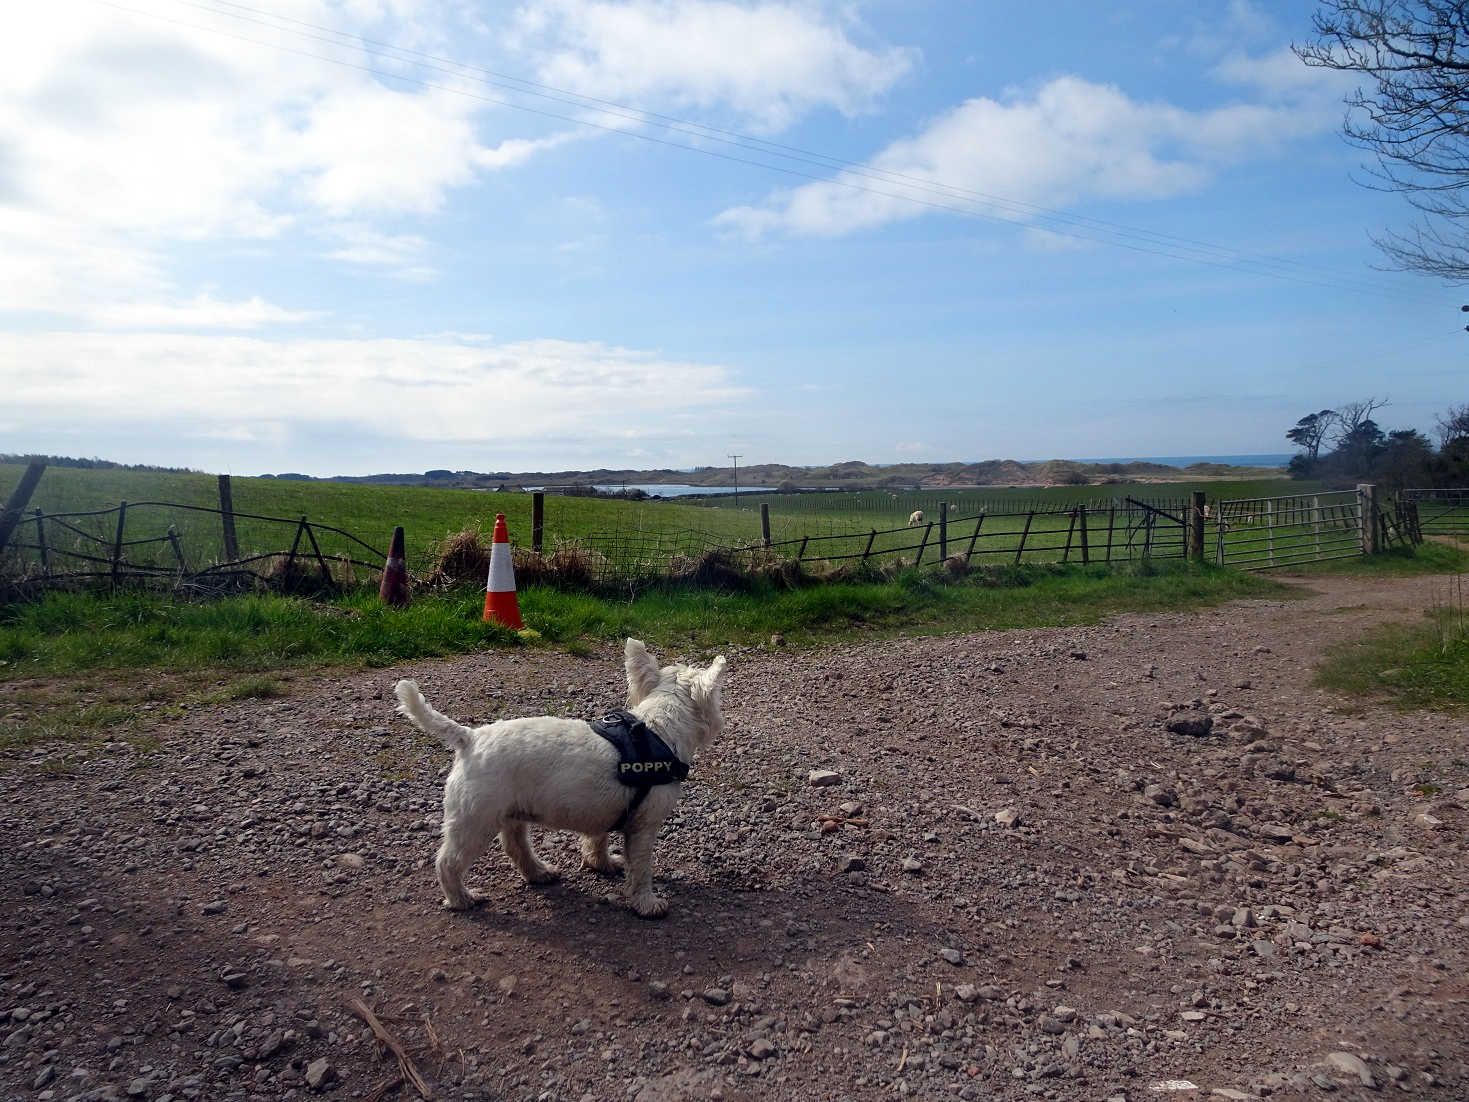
[624,638,661,706]
[696,655,728,698]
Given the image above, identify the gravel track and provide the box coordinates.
[2,571,1466,1102]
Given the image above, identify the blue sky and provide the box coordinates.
[1,0,1460,476]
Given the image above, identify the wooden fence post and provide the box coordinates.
[915,521,933,565]
[111,501,128,588]
[966,513,985,558]
[286,516,306,570]
[1014,512,1034,565]
[0,460,46,558]
[1266,500,1274,565]
[1062,509,1077,563]
[34,509,48,574]
[939,502,947,560]
[797,535,809,561]
[1189,491,1205,562]
[1078,505,1089,564]
[167,525,188,574]
[1312,495,1321,556]
[303,521,333,586]
[532,492,544,553]
[861,529,876,562]
[1357,484,1378,554]
[1105,507,1115,563]
[218,475,239,562]
[760,503,770,548]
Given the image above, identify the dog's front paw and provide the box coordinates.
[629,892,668,919]
[523,865,561,886]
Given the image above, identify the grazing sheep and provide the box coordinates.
[908,510,925,526]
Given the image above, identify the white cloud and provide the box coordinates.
[1211,47,1355,100]
[0,331,753,471]
[85,295,324,329]
[715,76,1330,239]
[0,1,579,327]
[320,223,436,280]
[512,0,917,133]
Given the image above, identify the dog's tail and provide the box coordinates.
[394,679,474,754]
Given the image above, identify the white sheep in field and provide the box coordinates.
[908,510,925,526]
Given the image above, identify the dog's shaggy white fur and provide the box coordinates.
[393,639,727,919]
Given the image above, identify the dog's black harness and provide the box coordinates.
[590,710,688,833]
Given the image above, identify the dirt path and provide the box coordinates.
[2,571,1466,1102]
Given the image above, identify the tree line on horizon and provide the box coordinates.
[1285,399,1469,488]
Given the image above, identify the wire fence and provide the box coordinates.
[1,498,388,598]
[0,461,1436,598]
[1404,488,1469,535]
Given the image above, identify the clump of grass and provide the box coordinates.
[222,675,289,700]
[1316,572,1469,710]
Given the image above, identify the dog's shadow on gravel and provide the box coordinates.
[450,864,959,992]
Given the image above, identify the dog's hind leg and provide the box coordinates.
[501,822,561,885]
[622,827,667,919]
[579,832,624,876]
[436,825,491,910]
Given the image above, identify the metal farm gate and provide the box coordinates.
[1211,488,1420,570]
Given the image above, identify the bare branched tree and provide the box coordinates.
[1435,400,1469,444]
[1296,1,1469,279]
[1331,396,1391,445]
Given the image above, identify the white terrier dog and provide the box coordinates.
[393,638,728,919]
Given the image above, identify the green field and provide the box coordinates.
[1,463,1318,582]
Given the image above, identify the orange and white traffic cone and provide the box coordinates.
[379,525,410,607]
[482,513,524,630]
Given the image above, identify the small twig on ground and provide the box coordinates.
[347,997,434,1100]
[364,1073,405,1102]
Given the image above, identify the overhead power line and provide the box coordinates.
[87,0,1427,301]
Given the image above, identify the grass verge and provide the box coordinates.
[1315,618,1469,711]
[1277,540,1469,577]
[1,561,1283,678]
[0,562,1285,753]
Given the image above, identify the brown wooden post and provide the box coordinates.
[1062,509,1077,563]
[760,503,771,548]
[167,525,187,574]
[286,516,306,569]
[1078,505,1089,564]
[1189,491,1205,562]
[939,501,947,560]
[217,474,239,562]
[1358,484,1378,554]
[532,492,545,553]
[1014,512,1034,564]
[861,529,876,562]
[303,521,333,586]
[110,501,128,588]
[797,535,809,561]
[966,513,985,557]
[1105,507,1115,562]
[0,460,46,558]
[34,509,48,574]
[915,521,933,565]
